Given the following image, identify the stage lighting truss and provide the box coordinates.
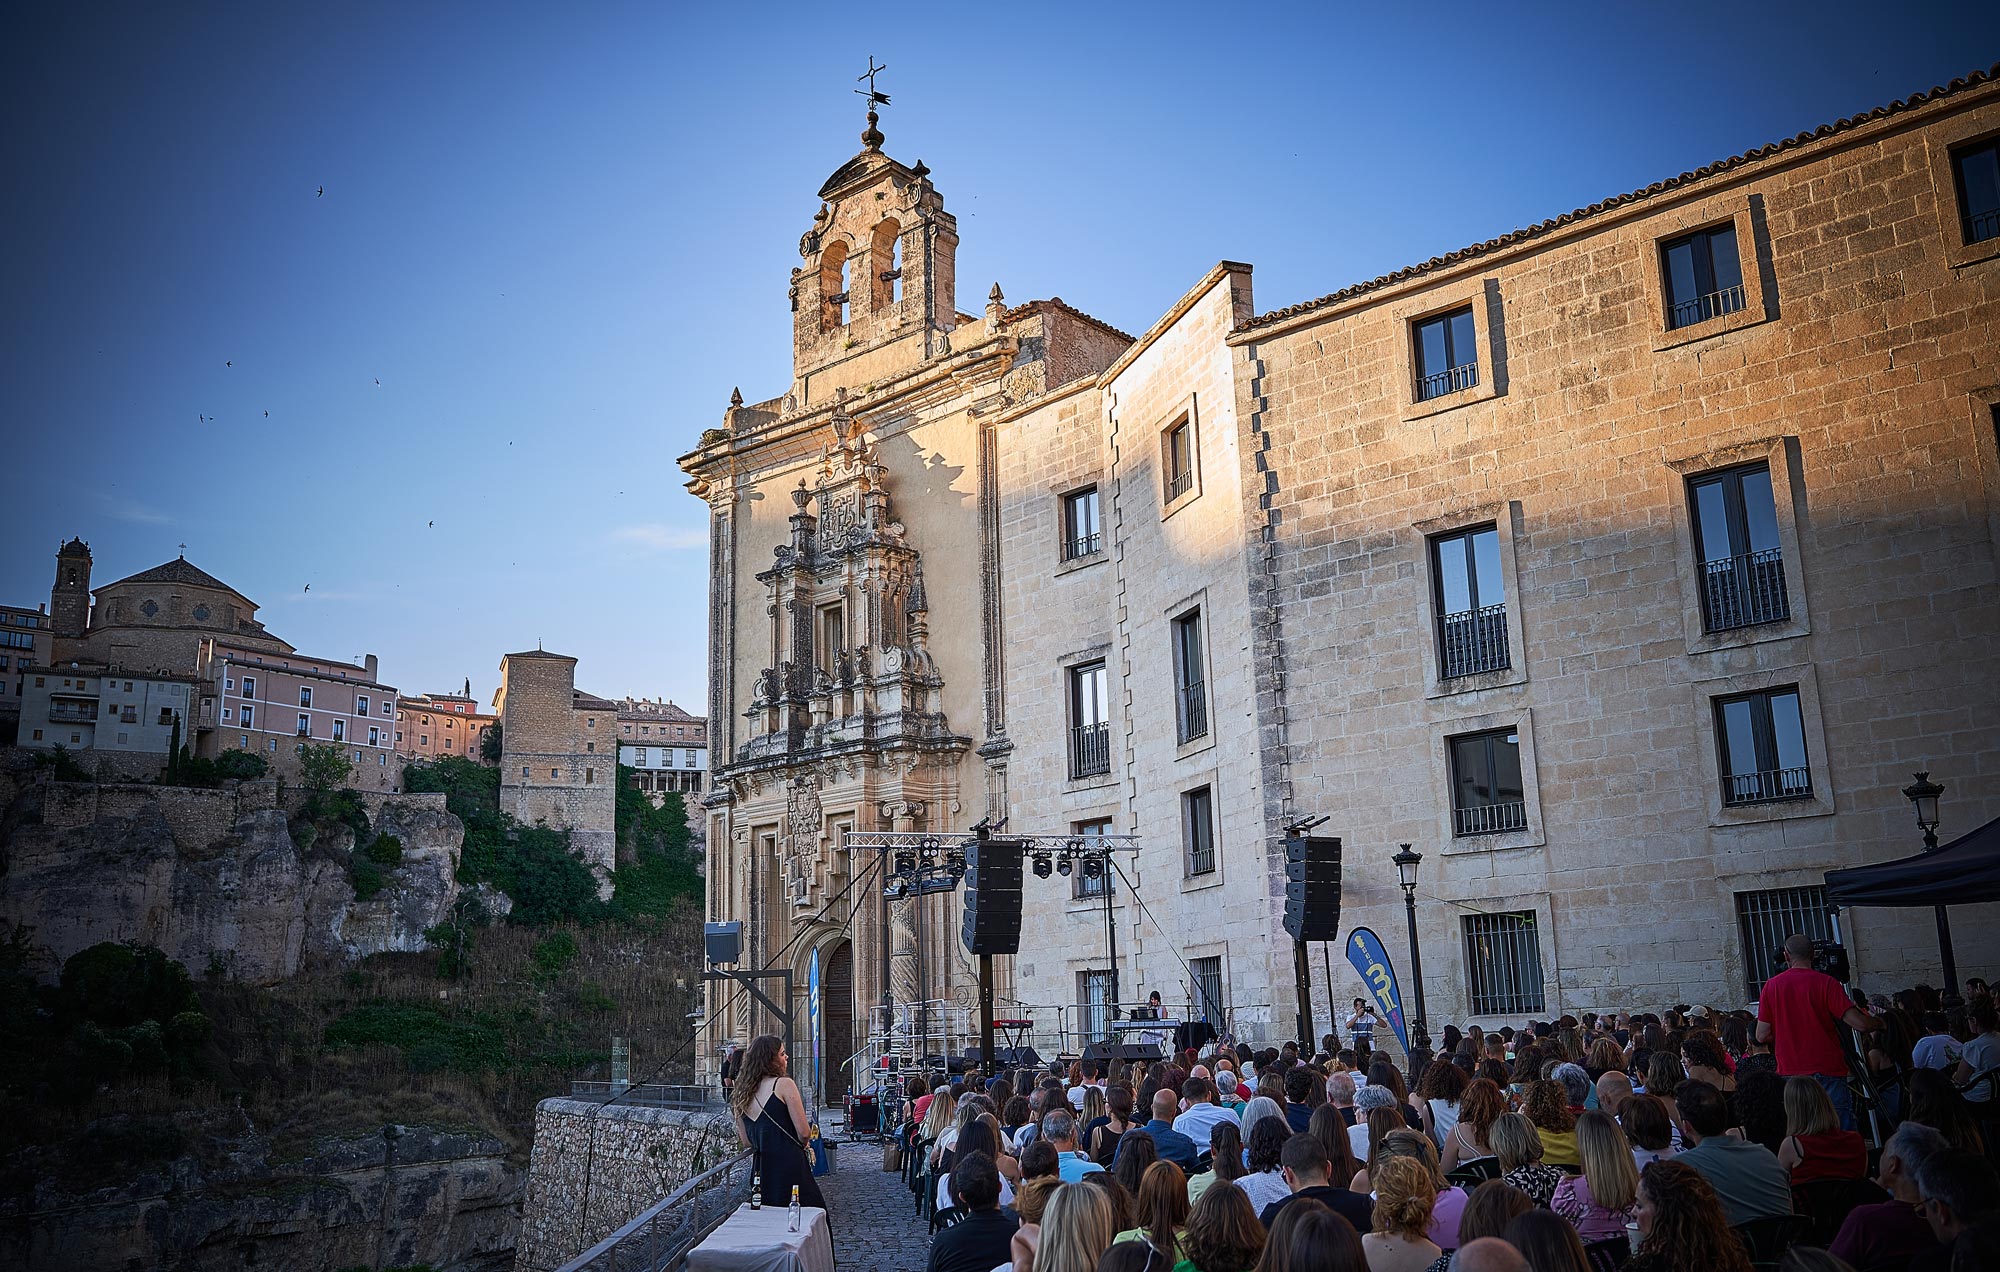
[842,830,1141,897]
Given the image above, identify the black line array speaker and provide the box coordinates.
[1282,835,1342,943]
[960,836,1025,956]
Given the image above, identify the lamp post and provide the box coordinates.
[1903,771,1957,999]
[1392,844,1429,1051]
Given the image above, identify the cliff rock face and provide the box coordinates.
[0,1115,523,1272]
[0,778,464,983]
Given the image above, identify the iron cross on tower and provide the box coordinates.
[856,55,890,111]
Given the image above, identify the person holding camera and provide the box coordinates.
[1755,934,1881,1130]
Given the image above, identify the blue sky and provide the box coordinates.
[3,3,1990,708]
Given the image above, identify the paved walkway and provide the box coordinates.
[819,1134,932,1272]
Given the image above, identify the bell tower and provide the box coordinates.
[50,537,92,651]
[789,73,959,405]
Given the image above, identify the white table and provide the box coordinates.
[686,1201,834,1272]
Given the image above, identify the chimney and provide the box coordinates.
[365,654,379,681]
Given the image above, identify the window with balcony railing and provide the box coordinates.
[1062,486,1102,561]
[1068,661,1110,779]
[1163,416,1194,503]
[1716,687,1812,807]
[1661,224,1746,330]
[1953,139,2000,246]
[1689,462,1789,632]
[1073,818,1113,900]
[1182,785,1215,875]
[1172,608,1208,743]
[1450,728,1526,837]
[1413,305,1478,401]
[1431,525,1509,678]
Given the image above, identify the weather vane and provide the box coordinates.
[856,56,890,110]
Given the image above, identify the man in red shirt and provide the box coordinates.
[1756,933,1881,1130]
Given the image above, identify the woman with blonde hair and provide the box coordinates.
[1036,1180,1117,1272]
[1775,1075,1866,1183]
[1551,1111,1639,1241]
[1491,1113,1562,1208]
[1359,1156,1441,1272]
[1179,1181,1266,1272]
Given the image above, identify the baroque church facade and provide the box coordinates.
[686,74,2000,1092]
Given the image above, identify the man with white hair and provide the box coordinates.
[1216,1068,1245,1108]
[1326,1071,1358,1127]
[1346,1082,1398,1162]
[1830,1121,1946,1271]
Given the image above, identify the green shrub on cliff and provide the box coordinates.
[171,748,270,788]
[325,1003,507,1073]
[61,941,198,1028]
[403,757,604,926]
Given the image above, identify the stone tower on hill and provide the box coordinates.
[49,538,92,659]
[495,650,616,895]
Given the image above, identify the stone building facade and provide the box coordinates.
[615,697,707,797]
[395,688,497,763]
[0,602,53,740]
[496,650,617,888]
[686,73,2000,1062]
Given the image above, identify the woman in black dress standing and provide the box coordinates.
[730,1034,828,1214]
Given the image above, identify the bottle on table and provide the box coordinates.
[788,1184,801,1232]
[750,1169,762,1210]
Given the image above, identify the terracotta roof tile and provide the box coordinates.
[1236,64,2000,335]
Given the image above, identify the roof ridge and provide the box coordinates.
[1001,296,1139,345]
[1237,62,2000,335]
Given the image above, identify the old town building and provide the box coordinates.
[615,697,708,798]
[395,686,498,763]
[0,603,52,739]
[685,72,2000,1080]
[496,650,618,890]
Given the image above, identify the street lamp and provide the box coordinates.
[1903,771,1957,999]
[1392,844,1429,1050]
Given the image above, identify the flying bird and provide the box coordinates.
[225,360,232,368]
[303,584,311,592]
[374,378,381,386]
[317,186,324,197]
[428,520,434,528]
[263,410,269,417]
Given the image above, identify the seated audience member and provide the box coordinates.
[1114,1159,1189,1262]
[1907,1067,1988,1155]
[1440,1078,1504,1171]
[1491,1113,1563,1209]
[1022,1139,1063,1181]
[1551,1110,1639,1242]
[926,1151,1019,1272]
[1094,1241,1160,1272]
[1674,1080,1793,1227]
[1415,1060,1467,1153]
[1951,995,2000,1103]
[1176,1077,1241,1155]
[1085,1171,1134,1237]
[1259,1202,1365,1272]
[1188,1121,1242,1205]
[1237,1114,1296,1217]
[1260,1131,1373,1235]
[1550,1062,1594,1114]
[1358,1130,1464,1253]
[1679,1034,1737,1094]
[1449,1238,1530,1272]
[1911,1011,1962,1071]
[1217,1069,1247,1110]
[1038,1180,1118,1272]
[1366,1058,1425,1131]
[1326,1071,1359,1128]
[1622,1159,1754,1272]
[1829,1121,1946,1272]
[1501,1210,1592,1272]
[1622,1093,1677,1171]
[1913,1148,2000,1272]
[1308,1103,1360,1198]
[1348,1084,1400,1163]
[1777,1075,1866,1184]
[1093,1084,1138,1165]
[1520,1080,1580,1170]
[1359,1157,1441,1272]
[1731,1070,1789,1155]
[1123,1089,1199,1172]
[1449,1180,1534,1260]
[1182,1179,1267,1272]
[938,1120,1017,1210]
[1283,1068,1318,1134]
[1010,1176,1064,1271]
[1593,1070,1634,1120]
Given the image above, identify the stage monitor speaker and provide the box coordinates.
[1115,1043,1164,1062]
[1281,835,1342,943]
[1000,1046,1041,1068]
[704,920,743,966]
[1081,1042,1113,1062]
[961,836,1026,956]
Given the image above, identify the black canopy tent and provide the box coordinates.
[1824,811,2000,994]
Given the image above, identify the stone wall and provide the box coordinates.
[515,1099,737,1272]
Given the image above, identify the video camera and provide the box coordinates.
[1770,938,1850,983]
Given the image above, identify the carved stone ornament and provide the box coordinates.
[783,774,823,906]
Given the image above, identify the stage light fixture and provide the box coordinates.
[1057,855,1073,877]
[1032,852,1053,878]
[1082,856,1103,879]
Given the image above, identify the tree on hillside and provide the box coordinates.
[298,743,351,795]
[480,722,503,764]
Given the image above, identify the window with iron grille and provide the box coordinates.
[1163,416,1194,502]
[1736,886,1833,1000]
[1063,486,1102,560]
[1068,661,1110,779]
[1714,686,1812,806]
[1413,306,1479,401]
[1192,956,1225,1025]
[1073,818,1113,900]
[1689,463,1789,632]
[1463,911,1545,1015]
[1182,785,1216,876]
[1449,728,1526,837]
[1953,139,2000,246]
[1660,224,1746,330]
[1171,608,1208,742]
[1079,969,1114,1044]
[1431,525,1509,678]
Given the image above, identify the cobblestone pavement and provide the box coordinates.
[819,1134,931,1271]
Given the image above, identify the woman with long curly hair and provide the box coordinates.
[1624,1159,1753,1272]
[1414,1059,1468,1152]
[1520,1080,1579,1169]
[1360,1156,1440,1272]
[727,1033,827,1214]
[1180,1178,1267,1272]
[1440,1078,1504,1170]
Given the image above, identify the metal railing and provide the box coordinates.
[1667,282,1747,330]
[568,1082,718,1109]
[46,707,96,724]
[1064,531,1102,560]
[1177,679,1208,742]
[1701,548,1789,631]
[1166,467,1193,501]
[1969,207,2000,245]
[1438,604,1510,678]
[1724,766,1813,807]
[1464,911,1546,1015]
[1735,885,1832,1000]
[554,1149,754,1272]
[1070,723,1110,779]
[1416,360,1479,401]
[1453,800,1528,837]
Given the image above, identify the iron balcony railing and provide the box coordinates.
[1667,282,1747,330]
[1701,547,1789,632]
[1064,530,1102,560]
[1454,800,1528,838]
[1724,766,1813,807]
[1166,467,1193,501]
[1970,207,2000,245]
[1177,678,1208,742]
[1438,604,1510,679]
[47,707,97,724]
[1070,723,1110,779]
[554,1147,754,1272]
[1416,360,1479,401]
